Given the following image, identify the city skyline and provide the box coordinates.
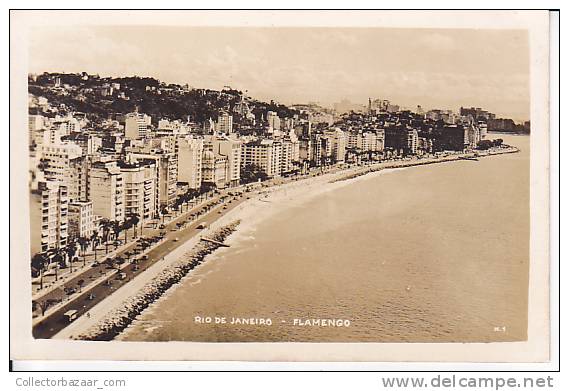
[29,26,530,122]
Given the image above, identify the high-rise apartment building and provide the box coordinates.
[119,160,158,223]
[241,139,280,178]
[216,111,233,134]
[201,150,228,188]
[205,136,242,187]
[37,180,69,253]
[178,137,203,190]
[89,161,125,222]
[125,112,151,140]
[325,128,347,163]
[68,201,94,240]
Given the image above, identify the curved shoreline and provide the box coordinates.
[75,222,240,341]
[331,146,519,183]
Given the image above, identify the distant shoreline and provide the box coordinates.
[331,146,519,184]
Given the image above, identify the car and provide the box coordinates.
[173,237,179,242]
[141,255,149,260]
[64,287,77,295]
[116,272,127,280]
[91,261,100,267]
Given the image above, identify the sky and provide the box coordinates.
[29,26,530,121]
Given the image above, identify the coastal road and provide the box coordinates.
[32,241,139,309]
[32,167,358,339]
[32,192,250,339]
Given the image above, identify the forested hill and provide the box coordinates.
[28,72,298,125]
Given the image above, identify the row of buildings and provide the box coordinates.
[29,94,496,256]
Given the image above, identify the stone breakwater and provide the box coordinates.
[75,221,241,341]
[331,146,519,184]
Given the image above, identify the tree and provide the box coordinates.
[112,220,122,248]
[36,298,59,316]
[126,214,140,238]
[78,236,89,266]
[100,218,112,254]
[31,253,48,278]
[31,253,49,289]
[240,163,268,184]
[160,206,169,223]
[52,253,63,281]
[64,242,77,273]
[90,231,100,260]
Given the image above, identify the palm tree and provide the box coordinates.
[52,252,63,281]
[122,220,132,242]
[64,242,77,273]
[112,220,122,248]
[90,231,100,261]
[78,236,89,266]
[128,214,140,238]
[31,253,49,290]
[100,218,111,254]
[160,206,168,223]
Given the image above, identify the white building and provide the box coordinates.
[120,160,158,223]
[125,112,151,140]
[37,180,68,253]
[241,139,280,178]
[201,150,228,188]
[325,128,347,163]
[205,136,242,187]
[157,119,190,135]
[128,150,178,208]
[53,116,81,136]
[280,138,294,174]
[68,201,94,239]
[407,129,419,155]
[178,137,203,189]
[267,111,281,134]
[89,161,125,223]
[478,122,488,140]
[216,112,233,134]
[375,129,386,152]
[39,143,84,201]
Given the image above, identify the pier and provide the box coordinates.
[458,156,479,161]
[200,237,231,247]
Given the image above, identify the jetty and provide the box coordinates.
[200,237,231,247]
[458,156,479,161]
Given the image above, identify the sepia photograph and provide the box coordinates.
[9,9,553,363]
